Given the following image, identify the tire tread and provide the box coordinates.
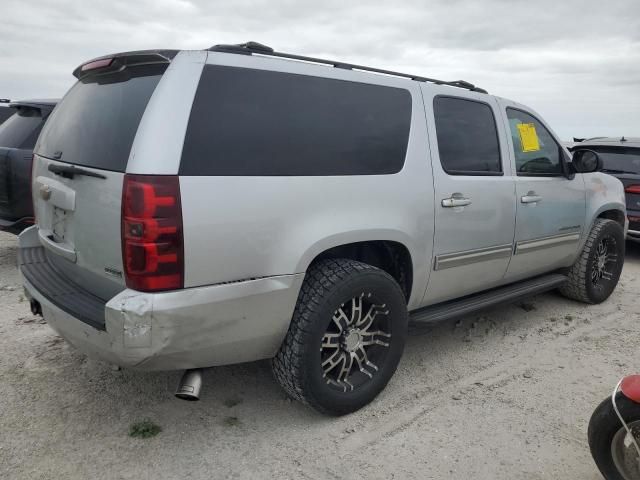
[272,258,402,414]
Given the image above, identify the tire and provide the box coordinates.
[588,393,640,480]
[272,258,408,416]
[559,218,625,304]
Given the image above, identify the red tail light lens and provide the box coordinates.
[81,58,113,72]
[122,175,183,292]
[625,184,640,194]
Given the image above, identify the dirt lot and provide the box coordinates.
[1,231,639,479]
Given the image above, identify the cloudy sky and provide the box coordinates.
[2,0,639,139]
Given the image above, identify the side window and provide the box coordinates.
[180,65,412,176]
[506,108,563,175]
[433,96,502,175]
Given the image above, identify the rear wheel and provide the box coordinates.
[559,218,625,304]
[272,258,408,416]
[589,394,640,480]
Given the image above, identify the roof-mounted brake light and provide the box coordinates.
[81,58,113,72]
[73,51,176,79]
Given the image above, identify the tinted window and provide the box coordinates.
[0,107,45,150]
[0,106,16,125]
[180,65,412,176]
[36,65,165,172]
[590,147,640,175]
[433,96,501,175]
[507,108,563,175]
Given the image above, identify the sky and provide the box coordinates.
[1,0,639,140]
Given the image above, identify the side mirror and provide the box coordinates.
[571,149,602,173]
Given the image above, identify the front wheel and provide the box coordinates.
[272,258,408,416]
[559,218,625,304]
[589,394,640,480]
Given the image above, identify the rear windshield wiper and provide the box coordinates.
[48,164,106,180]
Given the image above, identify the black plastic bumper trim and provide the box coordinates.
[19,246,106,330]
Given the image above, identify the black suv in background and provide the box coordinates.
[0,99,57,234]
[572,136,640,241]
[0,100,15,125]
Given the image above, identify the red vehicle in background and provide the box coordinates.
[589,375,640,479]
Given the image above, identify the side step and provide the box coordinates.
[410,273,567,324]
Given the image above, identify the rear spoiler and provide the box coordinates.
[72,49,178,79]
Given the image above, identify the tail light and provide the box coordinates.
[122,175,184,292]
[625,185,640,194]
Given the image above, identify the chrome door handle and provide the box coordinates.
[442,195,472,208]
[521,192,542,204]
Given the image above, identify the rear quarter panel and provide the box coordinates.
[179,53,435,310]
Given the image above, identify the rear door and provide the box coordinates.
[32,62,168,300]
[498,102,586,279]
[421,89,516,305]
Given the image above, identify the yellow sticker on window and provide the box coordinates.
[516,123,540,152]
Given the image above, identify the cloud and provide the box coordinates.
[1,0,638,138]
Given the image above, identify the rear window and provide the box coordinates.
[590,147,640,175]
[0,107,45,150]
[0,106,16,125]
[180,65,412,176]
[36,65,165,172]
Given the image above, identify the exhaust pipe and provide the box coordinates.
[175,369,203,401]
[30,299,42,316]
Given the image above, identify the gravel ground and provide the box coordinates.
[1,230,639,479]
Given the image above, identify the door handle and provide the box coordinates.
[442,194,472,208]
[521,191,542,204]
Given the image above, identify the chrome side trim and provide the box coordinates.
[434,244,513,271]
[515,232,580,255]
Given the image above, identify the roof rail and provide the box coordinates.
[208,42,488,94]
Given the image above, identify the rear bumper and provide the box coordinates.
[19,227,303,371]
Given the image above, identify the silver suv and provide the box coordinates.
[20,42,627,415]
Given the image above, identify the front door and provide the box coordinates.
[421,90,516,305]
[498,103,586,280]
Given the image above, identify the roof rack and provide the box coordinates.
[208,42,488,94]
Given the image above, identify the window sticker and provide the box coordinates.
[516,122,540,152]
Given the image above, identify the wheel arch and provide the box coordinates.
[596,208,626,227]
[297,235,415,304]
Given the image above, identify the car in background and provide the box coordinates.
[572,137,640,242]
[0,99,16,125]
[0,99,57,234]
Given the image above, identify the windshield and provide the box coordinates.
[591,147,640,175]
[0,107,44,150]
[36,64,165,172]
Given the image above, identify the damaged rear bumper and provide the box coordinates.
[19,228,304,371]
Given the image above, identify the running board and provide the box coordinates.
[410,273,567,324]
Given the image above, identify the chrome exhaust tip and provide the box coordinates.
[175,369,203,401]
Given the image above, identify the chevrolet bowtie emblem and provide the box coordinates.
[39,185,52,201]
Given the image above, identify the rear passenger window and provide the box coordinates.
[507,108,563,176]
[433,96,502,175]
[180,65,412,176]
